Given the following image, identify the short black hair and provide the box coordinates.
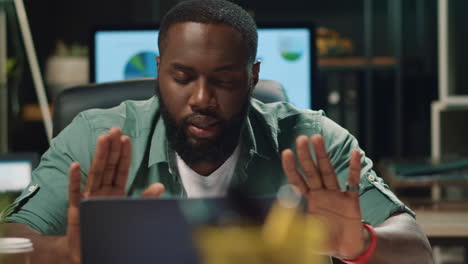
[158,0,258,63]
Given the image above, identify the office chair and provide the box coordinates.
[52,78,288,137]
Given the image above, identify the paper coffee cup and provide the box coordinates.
[0,238,33,264]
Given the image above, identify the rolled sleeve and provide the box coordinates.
[320,115,414,227]
[2,114,94,235]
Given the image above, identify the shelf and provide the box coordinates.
[318,56,397,70]
[415,210,468,238]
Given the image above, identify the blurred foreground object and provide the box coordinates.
[195,198,327,264]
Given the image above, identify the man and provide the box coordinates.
[2,0,433,263]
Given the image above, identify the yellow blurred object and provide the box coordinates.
[195,202,327,264]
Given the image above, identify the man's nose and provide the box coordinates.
[188,79,217,110]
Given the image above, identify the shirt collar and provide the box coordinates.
[147,95,170,167]
[148,114,169,167]
[242,113,274,160]
[243,100,280,160]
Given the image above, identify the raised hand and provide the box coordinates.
[281,134,369,259]
[64,127,164,263]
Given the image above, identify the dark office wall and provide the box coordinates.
[401,0,438,158]
[449,0,468,96]
[21,0,437,75]
[21,0,437,62]
[23,0,161,67]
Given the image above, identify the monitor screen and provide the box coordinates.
[0,160,32,192]
[92,26,314,109]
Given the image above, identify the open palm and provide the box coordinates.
[66,128,131,262]
[281,134,368,259]
[65,128,164,263]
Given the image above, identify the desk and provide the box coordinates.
[415,210,468,262]
[416,210,468,237]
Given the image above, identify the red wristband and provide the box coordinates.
[340,223,377,264]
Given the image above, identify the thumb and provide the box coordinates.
[141,182,165,198]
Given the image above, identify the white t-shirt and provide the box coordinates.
[176,145,241,198]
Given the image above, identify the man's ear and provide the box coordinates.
[156,56,161,78]
[251,60,261,90]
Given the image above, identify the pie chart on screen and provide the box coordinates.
[124,51,158,79]
[279,37,304,62]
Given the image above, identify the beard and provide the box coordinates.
[156,87,251,166]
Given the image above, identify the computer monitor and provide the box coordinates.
[0,153,38,192]
[91,24,317,110]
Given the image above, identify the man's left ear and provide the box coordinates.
[156,56,161,78]
[251,60,261,89]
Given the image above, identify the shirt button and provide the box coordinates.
[367,174,376,182]
[28,185,37,192]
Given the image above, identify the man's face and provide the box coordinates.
[156,22,260,165]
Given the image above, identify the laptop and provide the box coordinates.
[80,197,276,264]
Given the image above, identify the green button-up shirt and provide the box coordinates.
[3,97,413,235]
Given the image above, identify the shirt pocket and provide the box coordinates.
[0,184,40,221]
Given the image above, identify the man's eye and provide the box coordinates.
[213,79,234,86]
[173,75,192,84]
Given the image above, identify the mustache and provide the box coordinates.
[183,110,221,128]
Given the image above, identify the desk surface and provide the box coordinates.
[415,210,468,238]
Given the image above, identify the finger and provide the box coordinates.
[67,162,83,263]
[68,162,82,232]
[295,135,323,190]
[281,149,309,194]
[68,162,82,209]
[346,150,362,199]
[311,134,340,190]
[102,127,122,186]
[141,183,165,198]
[114,135,132,191]
[85,134,110,193]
